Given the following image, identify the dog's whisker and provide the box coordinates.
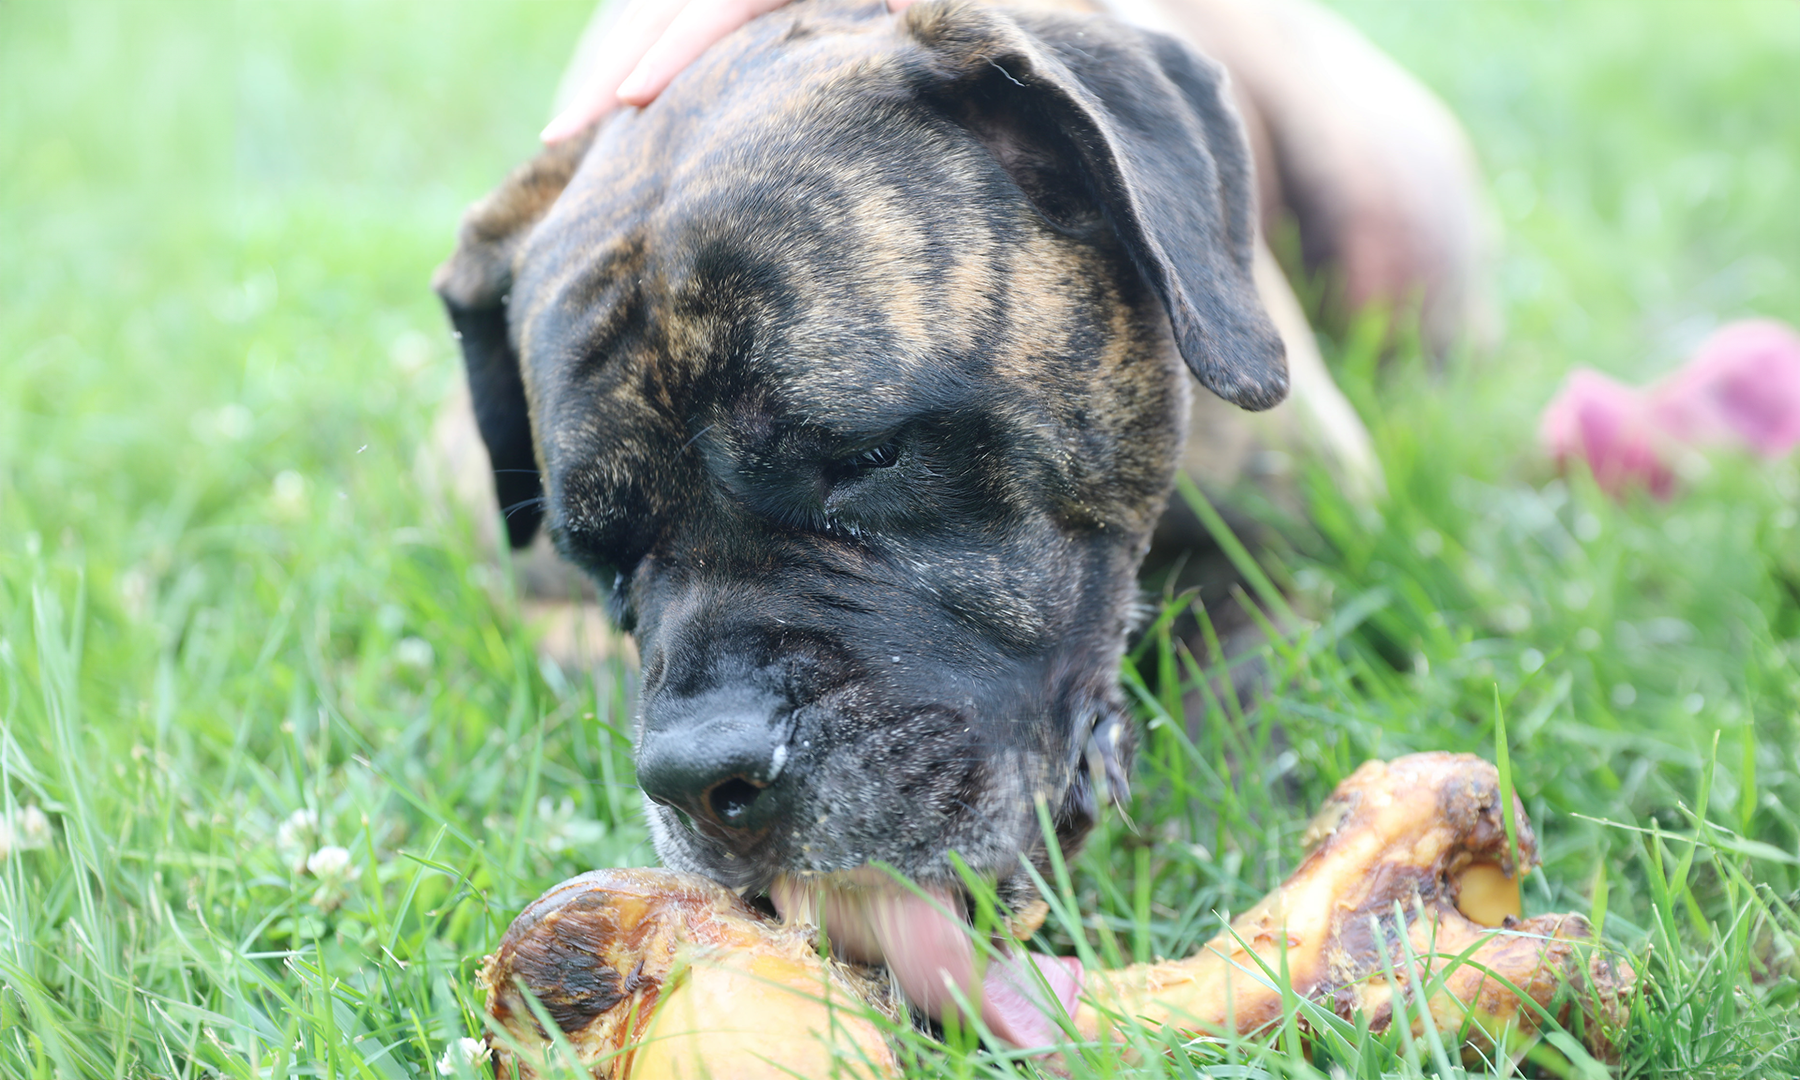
[679,423,717,454]
[501,496,547,519]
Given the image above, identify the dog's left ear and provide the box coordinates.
[904,1,1287,410]
[432,129,594,547]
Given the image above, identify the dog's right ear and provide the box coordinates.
[432,130,594,548]
[903,1,1287,410]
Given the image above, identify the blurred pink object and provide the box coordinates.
[1647,319,1800,458]
[1539,318,1800,497]
[1538,369,1673,497]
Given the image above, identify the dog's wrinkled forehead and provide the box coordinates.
[437,0,1286,551]
[508,18,1181,544]
[515,19,1099,424]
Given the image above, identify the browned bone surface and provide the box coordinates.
[1078,753,1634,1058]
[483,755,1634,1077]
[481,869,901,1079]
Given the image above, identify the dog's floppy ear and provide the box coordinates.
[432,130,593,547]
[905,2,1286,410]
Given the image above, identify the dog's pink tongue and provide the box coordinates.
[976,950,1085,1047]
[771,880,1082,1048]
[866,889,1083,1048]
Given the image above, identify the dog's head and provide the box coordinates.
[437,0,1280,909]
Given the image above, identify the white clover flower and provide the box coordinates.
[17,806,50,849]
[276,808,318,847]
[305,844,362,912]
[306,845,354,880]
[394,636,435,670]
[275,808,320,873]
[0,805,52,860]
[436,1037,491,1075]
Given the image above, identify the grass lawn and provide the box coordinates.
[2,1,1797,1077]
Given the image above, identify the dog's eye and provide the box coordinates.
[819,440,902,521]
[854,443,899,470]
[827,441,900,483]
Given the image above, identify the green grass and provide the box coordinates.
[2,1,1797,1077]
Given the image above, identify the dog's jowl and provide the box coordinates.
[436,0,1482,1038]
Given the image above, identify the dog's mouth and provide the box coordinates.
[769,869,1083,1047]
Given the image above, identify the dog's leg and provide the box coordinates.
[1180,237,1382,510]
[1147,239,1379,709]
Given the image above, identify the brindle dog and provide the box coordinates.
[434,0,1482,1024]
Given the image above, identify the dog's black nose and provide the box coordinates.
[636,687,792,835]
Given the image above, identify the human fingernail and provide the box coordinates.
[616,73,650,105]
[540,111,577,144]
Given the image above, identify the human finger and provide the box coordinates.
[542,0,689,143]
[615,0,792,106]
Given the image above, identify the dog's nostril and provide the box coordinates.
[707,777,764,824]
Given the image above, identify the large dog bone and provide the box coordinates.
[481,754,1633,1078]
[1076,752,1635,1060]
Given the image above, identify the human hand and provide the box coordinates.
[542,0,921,143]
